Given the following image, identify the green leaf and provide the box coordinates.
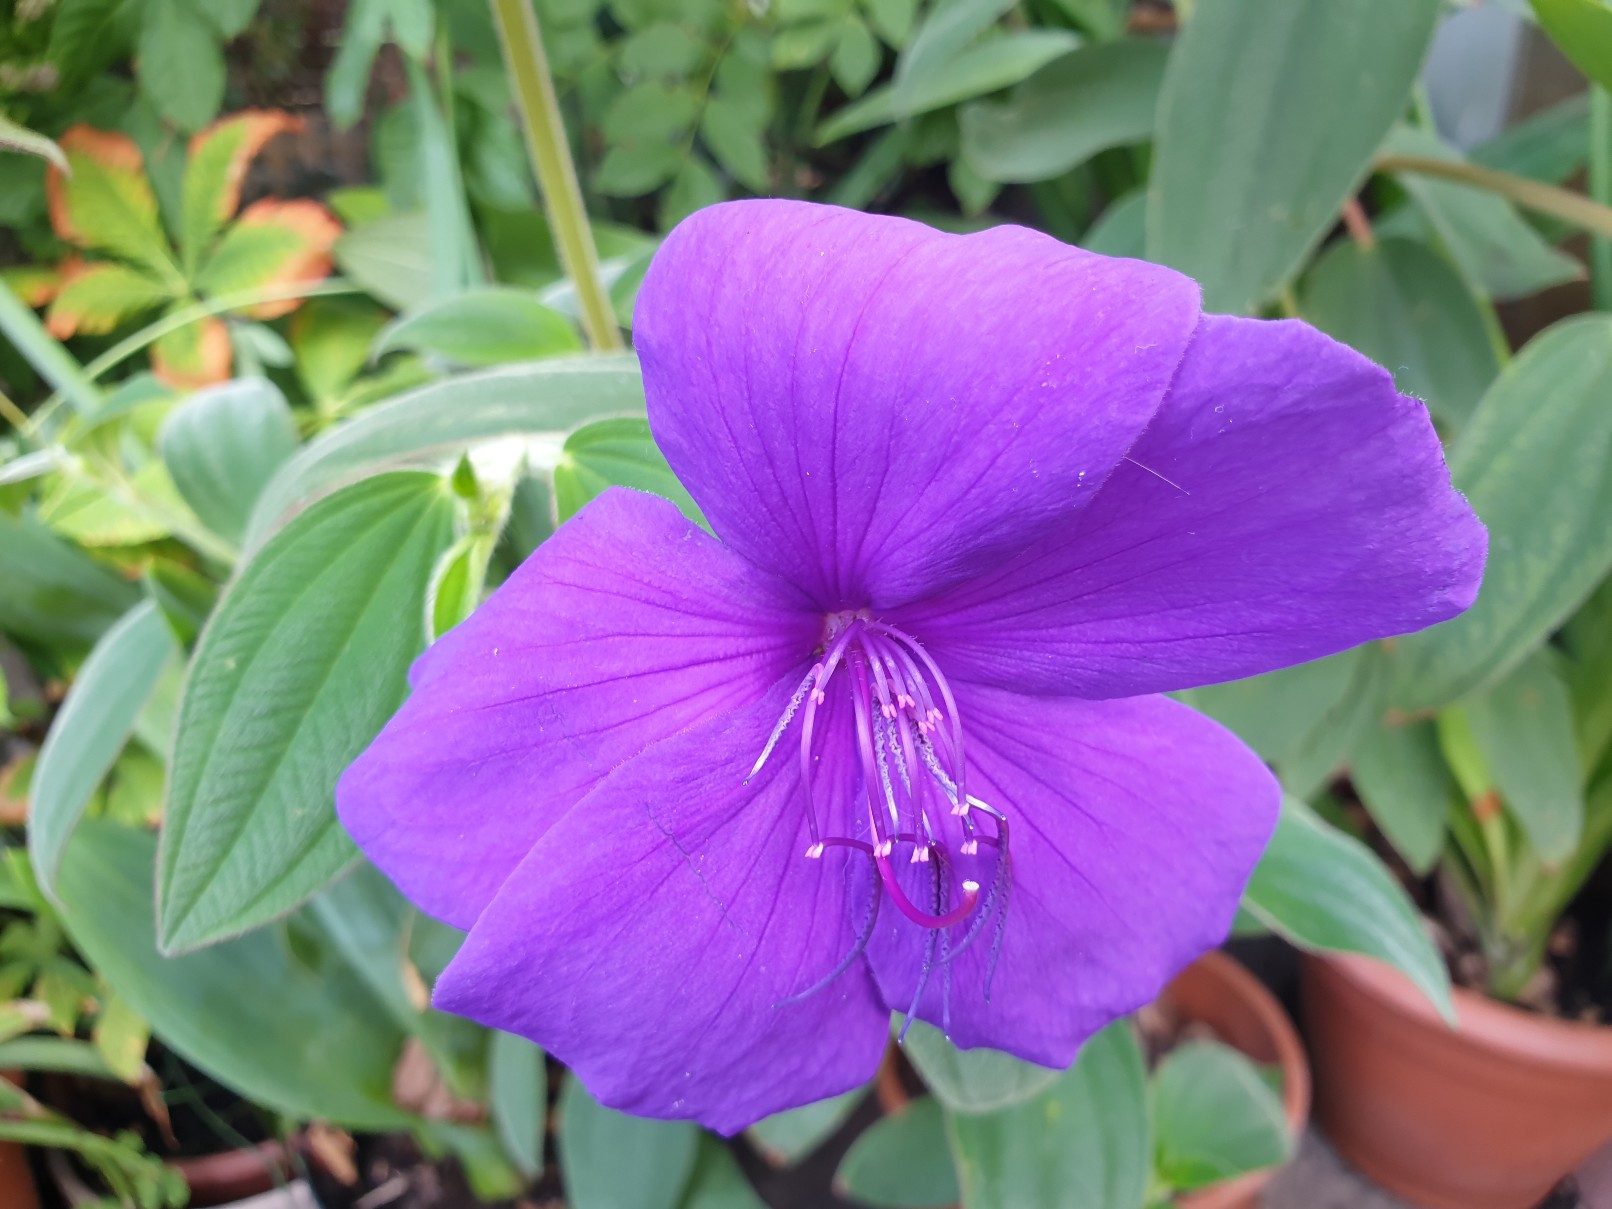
[836,1098,958,1208]
[46,262,175,338]
[29,601,177,903]
[620,22,707,78]
[863,0,918,46]
[1471,93,1589,184]
[891,0,1017,113]
[1562,575,1612,777]
[1532,0,1612,94]
[334,211,435,311]
[902,1019,1061,1116]
[158,378,300,545]
[747,1089,864,1166]
[157,471,457,952]
[90,993,151,1083]
[427,532,494,639]
[48,129,175,280]
[558,1076,700,1209]
[0,512,140,648]
[596,145,686,198]
[1184,652,1359,770]
[1147,0,1441,314]
[55,818,411,1127]
[661,158,726,228]
[292,296,390,403]
[326,0,387,130]
[959,39,1168,184]
[554,417,699,524]
[1298,237,1499,431]
[0,1036,120,1079]
[678,1137,768,1209]
[1460,651,1584,861]
[817,31,1080,144]
[1349,719,1454,876]
[244,356,645,551]
[832,17,882,96]
[0,115,67,172]
[701,94,771,192]
[1082,190,1146,258]
[1242,797,1453,1021]
[1390,315,1612,709]
[198,0,261,38]
[1152,1041,1291,1193]
[945,1020,1148,1209]
[1382,127,1583,301]
[137,0,226,132]
[374,288,583,367]
[489,1030,547,1178]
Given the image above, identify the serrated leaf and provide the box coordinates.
[836,1098,958,1208]
[150,313,233,389]
[1147,0,1441,314]
[158,377,300,545]
[29,601,178,902]
[1243,797,1453,1020]
[1153,1041,1291,1192]
[559,1077,699,1209]
[180,110,303,273]
[157,471,457,952]
[374,288,583,367]
[817,30,1079,144]
[45,127,176,278]
[959,38,1167,184]
[137,0,226,132]
[1298,237,1498,431]
[44,261,175,338]
[945,1020,1148,1209]
[1391,315,1612,709]
[195,198,341,315]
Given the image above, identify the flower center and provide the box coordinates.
[750,612,1012,1025]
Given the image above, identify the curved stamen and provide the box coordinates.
[869,621,967,810]
[873,851,979,928]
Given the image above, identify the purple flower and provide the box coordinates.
[337,201,1484,1133]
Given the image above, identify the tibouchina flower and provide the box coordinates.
[338,201,1485,1133]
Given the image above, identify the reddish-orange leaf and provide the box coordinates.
[151,315,233,389]
[44,128,171,274]
[231,198,342,319]
[2,264,67,308]
[45,259,175,338]
[181,110,305,268]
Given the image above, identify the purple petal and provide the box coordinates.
[337,488,816,930]
[431,688,889,1134]
[897,315,1486,697]
[866,686,1278,1067]
[634,200,1201,611]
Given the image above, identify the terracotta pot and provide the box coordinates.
[0,1140,41,1209]
[1302,951,1612,1209]
[1163,950,1312,1209]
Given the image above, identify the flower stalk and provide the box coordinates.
[489,0,623,352]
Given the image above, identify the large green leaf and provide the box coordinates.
[554,417,698,525]
[1349,719,1455,876]
[678,1138,768,1209]
[836,1098,959,1208]
[1242,797,1453,1020]
[945,1020,1148,1209]
[334,211,435,311]
[1532,0,1612,93]
[54,819,409,1128]
[958,39,1168,184]
[243,355,645,550]
[489,1030,547,1178]
[158,378,300,545]
[1458,651,1584,862]
[374,288,582,367]
[29,601,178,902]
[1152,1041,1290,1193]
[1383,127,1583,301]
[1147,0,1440,313]
[0,512,140,647]
[1298,237,1499,430]
[558,1077,699,1209]
[1391,315,1612,709]
[747,1089,864,1166]
[902,1020,1061,1116]
[157,471,456,952]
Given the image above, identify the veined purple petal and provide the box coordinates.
[634,200,1201,611]
[336,488,816,931]
[431,687,888,1134]
[865,687,1278,1066]
[897,315,1487,698]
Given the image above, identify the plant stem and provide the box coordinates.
[489,0,623,352]
[1591,87,1612,310]
[0,279,100,416]
[1377,152,1612,240]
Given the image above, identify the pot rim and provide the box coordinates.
[1310,952,1612,1072]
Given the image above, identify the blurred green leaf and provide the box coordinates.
[1298,237,1498,430]
[1460,651,1584,861]
[0,512,140,648]
[427,532,494,639]
[1243,797,1452,1020]
[678,1137,768,1209]
[1532,0,1612,93]
[836,1098,958,1208]
[702,94,771,191]
[558,1076,699,1209]
[1471,93,1588,184]
[902,1019,1061,1116]
[1562,576,1612,777]
[158,378,300,545]
[554,416,699,524]
[375,288,582,367]
[1081,190,1146,258]
[158,472,456,952]
[490,1029,547,1178]
[29,601,177,903]
[137,0,225,132]
[1152,1041,1290,1193]
[1391,315,1612,709]
[293,296,390,403]
[1147,0,1440,313]
[335,211,435,311]
[891,0,1017,113]
[748,1088,864,1166]
[1350,719,1454,876]
[959,39,1167,184]
[945,1020,1148,1209]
